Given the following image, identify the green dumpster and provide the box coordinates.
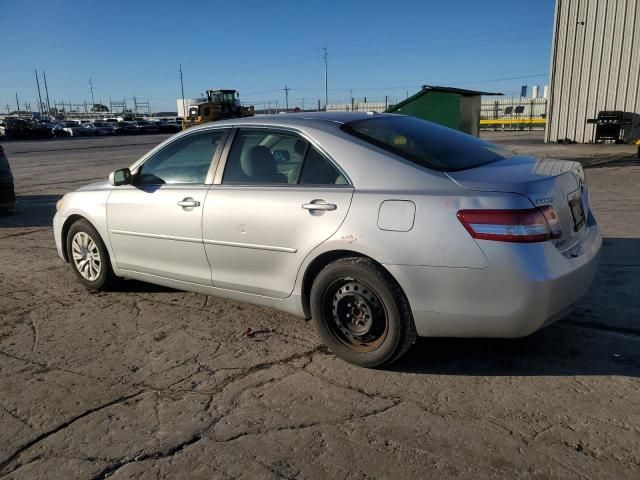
[386,85,502,136]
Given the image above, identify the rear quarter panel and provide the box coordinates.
[308,188,534,269]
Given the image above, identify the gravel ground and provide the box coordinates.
[0,133,639,479]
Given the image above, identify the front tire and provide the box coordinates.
[66,219,116,290]
[310,257,416,368]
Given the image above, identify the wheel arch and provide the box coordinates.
[61,214,98,262]
[300,249,405,319]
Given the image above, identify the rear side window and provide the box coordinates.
[222,129,347,185]
[342,115,508,172]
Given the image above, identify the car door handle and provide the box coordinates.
[177,198,201,208]
[302,201,337,211]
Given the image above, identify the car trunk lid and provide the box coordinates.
[446,156,588,252]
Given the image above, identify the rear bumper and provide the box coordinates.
[385,214,602,338]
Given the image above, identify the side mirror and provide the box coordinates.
[109,168,132,186]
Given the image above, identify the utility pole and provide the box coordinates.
[302,98,305,111]
[35,69,44,117]
[284,84,290,111]
[15,93,20,116]
[43,71,51,115]
[322,47,328,110]
[179,64,186,118]
[89,77,95,112]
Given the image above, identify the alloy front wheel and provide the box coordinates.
[66,219,116,290]
[71,231,102,281]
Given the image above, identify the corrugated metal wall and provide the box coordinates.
[546,0,640,142]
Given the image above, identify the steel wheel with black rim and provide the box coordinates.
[66,219,117,290]
[310,257,416,367]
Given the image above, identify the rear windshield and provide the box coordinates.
[342,115,508,172]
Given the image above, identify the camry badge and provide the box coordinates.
[535,196,554,205]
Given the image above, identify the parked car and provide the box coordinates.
[52,122,72,137]
[55,121,95,137]
[158,120,182,133]
[77,123,96,136]
[136,121,160,134]
[119,121,140,135]
[0,145,15,214]
[92,122,118,136]
[53,113,602,367]
[1,118,52,139]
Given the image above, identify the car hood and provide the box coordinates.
[76,179,111,192]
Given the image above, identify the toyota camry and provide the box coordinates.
[53,112,601,367]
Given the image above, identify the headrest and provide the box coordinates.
[242,146,276,177]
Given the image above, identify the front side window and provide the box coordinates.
[222,129,346,185]
[342,115,510,172]
[137,130,225,185]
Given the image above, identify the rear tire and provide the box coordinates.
[66,219,117,291]
[310,257,416,367]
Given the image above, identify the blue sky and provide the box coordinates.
[0,0,555,112]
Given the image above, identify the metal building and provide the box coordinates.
[546,0,640,143]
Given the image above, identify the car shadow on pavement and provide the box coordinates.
[0,194,60,228]
[391,237,640,378]
[391,323,639,377]
[109,279,177,293]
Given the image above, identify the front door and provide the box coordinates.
[203,128,354,298]
[107,129,227,285]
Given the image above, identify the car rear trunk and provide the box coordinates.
[446,156,589,253]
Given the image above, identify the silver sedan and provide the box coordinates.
[53,113,602,367]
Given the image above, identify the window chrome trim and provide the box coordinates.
[110,230,201,243]
[110,229,297,253]
[202,238,297,253]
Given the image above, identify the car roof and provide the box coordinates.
[183,112,393,135]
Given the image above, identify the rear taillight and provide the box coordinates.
[538,205,562,239]
[457,207,562,243]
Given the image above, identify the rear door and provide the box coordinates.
[203,127,353,298]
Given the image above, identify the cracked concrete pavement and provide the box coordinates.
[0,134,639,479]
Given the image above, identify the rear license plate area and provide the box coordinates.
[568,191,586,231]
